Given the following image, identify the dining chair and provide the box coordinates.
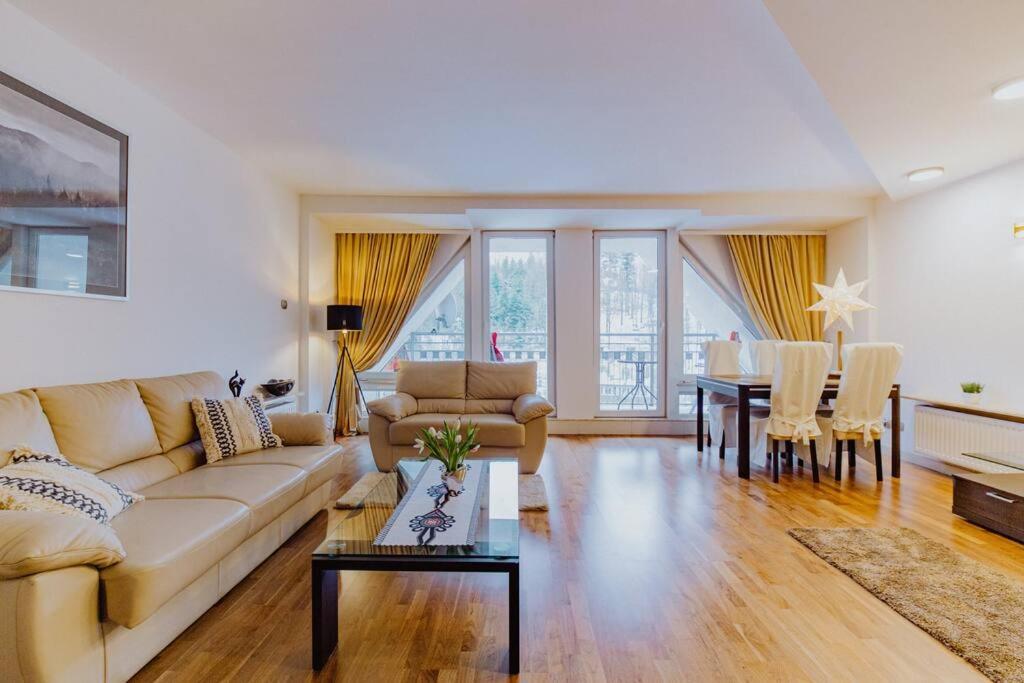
[748,339,782,376]
[750,342,832,483]
[703,340,742,460]
[824,343,904,482]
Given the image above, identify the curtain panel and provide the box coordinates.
[726,234,825,342]
[335,232,439,435]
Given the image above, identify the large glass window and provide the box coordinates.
[373,258,467,373]
[484,233,554,401]
[596,232,664,415]
[678,258,759,416]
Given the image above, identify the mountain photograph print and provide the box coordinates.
[0,71,127,298]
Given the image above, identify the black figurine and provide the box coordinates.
[228,370,246,398]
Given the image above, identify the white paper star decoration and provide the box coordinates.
[806,268,874,330]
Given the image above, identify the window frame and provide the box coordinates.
[481,230,556,406]
[675,251,761,419]
[593,230,666,418]
[361,246,469,388]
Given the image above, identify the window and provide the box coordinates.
[372,256,467,375]
[484,233,554,401]
[678,258,759,416]
[596,232,664,415]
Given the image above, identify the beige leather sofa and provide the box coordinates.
[366,360,553,473]
[0,371,342,683]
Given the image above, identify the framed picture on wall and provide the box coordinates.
[0,70,128,299]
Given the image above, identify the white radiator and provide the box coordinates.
[914,404,1024,472]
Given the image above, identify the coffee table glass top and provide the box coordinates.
[314,459,519,559]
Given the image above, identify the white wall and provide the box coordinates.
[871,159,1024,409]
[0,3,299,392]
[825,216,872,343]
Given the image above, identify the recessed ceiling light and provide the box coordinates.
[993,77,1024,101]
[906,166,944,182]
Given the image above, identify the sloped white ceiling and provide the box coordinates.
[7,0,878,197]
[766,0,1024,199]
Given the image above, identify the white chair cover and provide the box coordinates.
[827,343,903,444]
[748,339,782,376]
[703,340,741,449]
[751,342,833,466]
[703,340,742,404]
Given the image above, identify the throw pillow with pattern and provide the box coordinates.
[0,448,142,525]
[191,395,282,463]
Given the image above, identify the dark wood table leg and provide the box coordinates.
[509,564,520,675]
[737,386,750,479]
[891,392,901,478]
[312,561,338,670]
[696,386,704,452]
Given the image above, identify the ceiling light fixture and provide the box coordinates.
[993,77,1024,101]
[906,166,944,182]
[1014,222,1024,239]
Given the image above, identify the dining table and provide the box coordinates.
[695,374,901,480]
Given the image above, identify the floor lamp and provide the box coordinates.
[326,304,366,418]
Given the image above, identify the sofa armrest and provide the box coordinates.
[270,412,333,446]
[0,565,105,682]
[513,393,554,424]
[0,511,125,580]
[367,392,417,422]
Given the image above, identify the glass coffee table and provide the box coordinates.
[311,459,520,673]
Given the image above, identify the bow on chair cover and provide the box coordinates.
[829,343,904,445]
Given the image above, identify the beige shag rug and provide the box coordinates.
[789,527,1024,683]
[336,471,549,511]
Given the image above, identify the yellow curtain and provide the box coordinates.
[335,232,439,435]
[726,234,825,341]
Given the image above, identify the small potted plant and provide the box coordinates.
[414,420,480,492]
[961,381,984,405]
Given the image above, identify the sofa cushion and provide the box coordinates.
[269,412,332,446]
[467,361,537,399]
[139,463,306,534]
[416,398,466,413]
[191,396,282,463]
[135,372,226,452]
[35,380,162,472]
[104,498,250,628]
[389,413,462,445]
[0,510,126,579]
[206,445,342,495]
[163,440,206,473]
[466,414,527,447]
[0,448,142,525]
[98,455,180,492]
[465,399,514,414]
[390,413,525,448]
[0,390,59,467]
[396,360,466,399]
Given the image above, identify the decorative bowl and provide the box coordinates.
[260,379,295,397]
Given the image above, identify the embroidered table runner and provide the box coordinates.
[374,462,487,547]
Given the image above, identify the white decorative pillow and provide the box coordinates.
[191,395,282,463]
[0,448,142,525]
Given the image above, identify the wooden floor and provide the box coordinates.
[132,436,1024,682]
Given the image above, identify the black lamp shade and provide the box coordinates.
[327,305,363,331]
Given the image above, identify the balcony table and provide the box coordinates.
[615,358,659,409]
[695,374,900,480]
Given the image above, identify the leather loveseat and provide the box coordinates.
[366,360,553,473]
[0,371,342,683]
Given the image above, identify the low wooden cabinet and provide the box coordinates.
[953,473,1024,543]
